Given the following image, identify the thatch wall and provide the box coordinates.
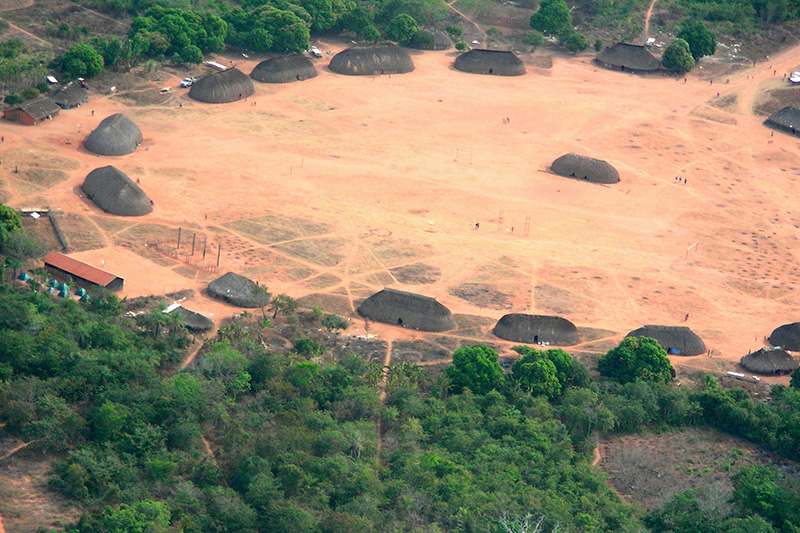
[82,166,152,216]
[551,153,620,184]
[596,43,660,72]
[189,68,254,103]
[357,288,454,331]
[85,114,142,156]
[740,347,798,375]
[454,49,525,76]
[251,54,318,83]
[764,107,800,136]
[174,307,214,332]
[329,44,414,76]
[768,322,800,350]
[493,313,579,345]
[626,325,706,356]
[208,272,269,308]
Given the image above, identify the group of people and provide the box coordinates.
[674,176,688,184]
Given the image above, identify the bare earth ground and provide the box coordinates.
[3,39,800,529]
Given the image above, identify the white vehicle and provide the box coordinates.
[309,46,323,58]
[180,77,195,88]
[790,71,800,84]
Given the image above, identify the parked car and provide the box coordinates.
[180,77,195,88]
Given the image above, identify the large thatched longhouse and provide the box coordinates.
[358,288,454,332]
[596,43,660,73]
[82,166,152,216]
[85,113,143,156]
[189,68,254,103]
[740,347,798,375]
[764,107,800,136]
[493,314,579,345]
[626,325,706,356]
[454,49,525,76]
[329,44,414,76]
[251,54,318,83]
[768,322,800,350]
[208,272,269,308]
[551,153,620,184]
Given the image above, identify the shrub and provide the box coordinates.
[21,87,40,101]
[445,24,462,38]
[455,40,467,51]
[523,31,544,47]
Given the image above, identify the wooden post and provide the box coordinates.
[177,227,182,250]
[217,244,221,267]
[202,237,207,260]
[191,233,196,255]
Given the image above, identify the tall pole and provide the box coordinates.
[191,233,196,255]
[202,237,207,260]
[217,244,221,267]
[177,227,182,250]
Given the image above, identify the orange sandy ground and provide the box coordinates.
[3,42,800,385]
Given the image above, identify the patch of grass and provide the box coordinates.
[273,237,348,267]
[390,262,441,284]
[226,215,331,245]
[54,213,105,252]
[449,282,513,310]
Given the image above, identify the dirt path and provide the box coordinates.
[0,0,33,11]
[642,0,658,41]
[0,441,31,463]
[2,20,55,49]
[447,0,483,35]
[592,441,602,466]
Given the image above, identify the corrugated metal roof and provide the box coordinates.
[44,251,119,287]
[18,96,60,120]
[52,83,89,106]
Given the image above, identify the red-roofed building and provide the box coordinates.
[43,251,124,291]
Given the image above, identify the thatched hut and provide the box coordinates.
[740,347,798,375]
[764,107,800,137]
[493,314,579,345]
[173,306,214,332]
[52,82,89,109]
[551,153,620,184]
[207,272,269,308]
[82,166,152,216]
[329,44,414,76]
[189,68,254,103]
[357,288,454,331]
[596,43,660,73]
[626,325,706,356]
[85,114,143,156]
[251,54,318,83]
[407,29,452,50]
[454,49,525,76]
[768,322,800,350]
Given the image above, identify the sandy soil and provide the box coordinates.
[3,42,800,386]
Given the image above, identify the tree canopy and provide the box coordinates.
[598,336,675,384]
[662,38,696,73]
[677,21,717,60]
[446,344,504,394]
[530,0,574,38]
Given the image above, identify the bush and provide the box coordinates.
[445,24,462,38]
[21,87,40,101]
[455,40,467,51]
[4,94,21,105]
[0,20,9,34]
[662,38,695,73]
[486,27,504,41]
[386,14,419,44]
[594,38,603,51]
[562,32,588,53]
[523,31,544,47]
[409,30,436,49]
[35,82,49,94]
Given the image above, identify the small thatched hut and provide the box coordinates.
[82,166,152,216]
[740,347,798,375]
[764,107,800,136]
[173,306,214,332]
[85,114,143,156]
[596,43,660,73]
[626,325,705,356]
[189,68,254,103]
[358,288,454,331]
[208,272,269,308]
[251,54,318,83]
[329,44,414,76]
[551,153,620,184]
[493,314,579,345]
[768,322,800,350]
[454,49,526,76]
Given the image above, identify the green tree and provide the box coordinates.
[386,14,419,44]
[455,40,467,51]
[447,344,503,394]
[562,32,588,53]
[2,229,45,277]
[445,25,462,38]
[594,38,603,51]
[270,294,298,319]
[530,0,573,38]
[92,499,171,533]
[677,21,716,60]
[790,366,800,389]
[523,30,544,48]
[662,38,695,73]
[55,44,105,78]
[598,336,675,384]
[179,44,203,64]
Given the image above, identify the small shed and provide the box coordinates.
[3,97,60,125]
[52,82,89,109]
[43,251,124,291]
[764,107,800,137]
[740,347,798,375]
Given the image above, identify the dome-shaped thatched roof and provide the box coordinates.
[357,288,454,331]
[208,272,269,308]
[82,166,152,216]
[329,44,414,76]
[596,43,660,72]
[740,347,798,375]
[189,68,254,103]
[251,54,318,83]
[173,306,214,332]
[764,107,800,136]
[85,114,143,156]
[407,29,452,50]
[626,325,706,356]
[768,322,800,350]
[454,49,525,76]
[493,314,579,345]
[551,153,620,184]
